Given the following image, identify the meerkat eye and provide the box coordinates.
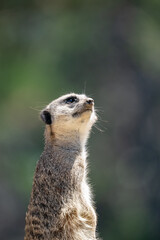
[65,96,79,104]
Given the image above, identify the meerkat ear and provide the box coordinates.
[40,110,52,125]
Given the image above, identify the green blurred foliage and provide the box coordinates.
[0,0,160,239]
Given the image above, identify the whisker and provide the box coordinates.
[94,106,104,109]
[91,129,96,134]
[98,118,109,124]
[29,106,42,112]
[29,102,49,112]
[94,123,105,132]
[82,81,87,95]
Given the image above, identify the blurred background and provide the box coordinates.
[0,0,160,239]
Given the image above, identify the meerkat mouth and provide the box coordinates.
[72,108,92,118]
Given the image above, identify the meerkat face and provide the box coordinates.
[40,93,97,134]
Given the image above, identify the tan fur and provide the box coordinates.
[24,93,99,240]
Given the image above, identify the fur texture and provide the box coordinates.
[24,93,99,240]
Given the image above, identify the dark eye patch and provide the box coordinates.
[64,96,79,104]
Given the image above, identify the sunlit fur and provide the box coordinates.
[24,93,99,240]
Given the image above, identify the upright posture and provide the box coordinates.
[24,93,98,240]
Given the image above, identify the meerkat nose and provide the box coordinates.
[86,98,94,105]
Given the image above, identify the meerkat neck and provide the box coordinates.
[44,125,89,152]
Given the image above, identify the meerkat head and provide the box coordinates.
[40,93,97,147]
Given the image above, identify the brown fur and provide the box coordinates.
[24,93,99,240]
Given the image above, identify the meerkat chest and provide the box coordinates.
[60,181,97,240]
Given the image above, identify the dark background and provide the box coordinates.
[0,1,160,239]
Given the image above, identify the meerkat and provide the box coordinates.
[24,93,99,240]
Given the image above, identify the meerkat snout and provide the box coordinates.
[82,97,94,111]
[86,98,94,105]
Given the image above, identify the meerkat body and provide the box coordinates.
[24,93,98,240]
